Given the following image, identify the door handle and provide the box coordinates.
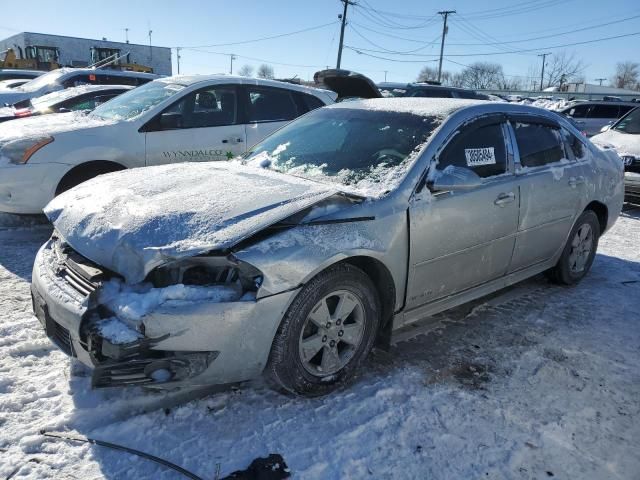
[222,138,243,144]
[494,192,515,206]
[568,176,586,187]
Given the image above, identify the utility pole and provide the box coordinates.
[384,70,388,82]
[124,28,129,44]
[595,77,606,86]
[176,47,181,74]
[148,30,153,61]
[437,10,455,84]
[537,52,551,91]
[336,0,355,69]
[229,54,236,75]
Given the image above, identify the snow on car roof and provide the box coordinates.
[328,97,486,117]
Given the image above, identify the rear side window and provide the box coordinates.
[588,104,619,119]
[246,87,299,123]
[300,93,325,112]
[438,122,507,178]
[564,105,589,118]
[618,105,635,117]
[514,123,565,167]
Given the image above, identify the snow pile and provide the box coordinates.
[515,97,570,111]
[1,213,640,478]
[99,278,245,326]
[45,161,338,283]
[96,317,143,344]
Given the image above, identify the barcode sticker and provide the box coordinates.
[465,147,496,166]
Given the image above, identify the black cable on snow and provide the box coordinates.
[40,431,204,480]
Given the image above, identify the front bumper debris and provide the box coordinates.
[31,237,299,389]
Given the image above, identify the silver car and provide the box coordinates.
[559,101,637,136]
[31,99,624,396]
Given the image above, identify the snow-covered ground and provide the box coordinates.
[1,208,639,479]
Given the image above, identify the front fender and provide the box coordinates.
[233,211,409,309]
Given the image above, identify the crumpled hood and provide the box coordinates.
[0,111,114,144]
[591,129,640,158]
[45,162,339,283]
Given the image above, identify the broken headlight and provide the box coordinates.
[148,255,263,294]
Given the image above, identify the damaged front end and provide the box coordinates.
[32,233,287,389]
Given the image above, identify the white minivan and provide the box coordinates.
[0,75,338,214]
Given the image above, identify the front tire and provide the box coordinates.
[266,264,380,396]
[547,210,600,285]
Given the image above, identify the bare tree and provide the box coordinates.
[496,75,524,91]
[417,65,454,85]
[238,64,254,77]
[529,50,585,89]
[257,64,275,79]
[457,62,503,89]
[611,61,639,90]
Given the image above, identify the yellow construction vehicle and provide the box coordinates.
[1,47,60,71]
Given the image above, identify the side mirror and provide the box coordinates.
[160,112,183,130]
[57,107,71,113]
[429,165,483,192]
[600,124,611,133]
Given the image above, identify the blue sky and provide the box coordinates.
[1,0,639,85]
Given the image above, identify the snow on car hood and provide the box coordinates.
[0,111,114,143]
[44,162,339,283]
[591,129,640,157]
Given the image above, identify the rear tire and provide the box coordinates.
[266,263,380,397]
[546,210,600,285]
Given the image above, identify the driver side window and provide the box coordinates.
[438,123,507,178]
[160,86,238,129]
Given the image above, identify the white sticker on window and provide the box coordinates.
[465,147,496,166]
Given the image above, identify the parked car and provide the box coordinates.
[559,101,637,136]
[0,68,44,82]
[377,81,492,100]
[0,75,338,214]
[0,84,133,123]
[591,106,640,203]
[32,99,623,395]
[0,78,32,90]
[0,67,158,106]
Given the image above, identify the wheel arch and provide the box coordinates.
[55,160,127,195]
[333,255,397,349]
[583,200,608,234]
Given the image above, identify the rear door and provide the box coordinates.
[407,116,519,308]
[144,84,246,165]
[507,117,588,271]
[242,85,305,148]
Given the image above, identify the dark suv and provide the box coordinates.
[378,82,492,100]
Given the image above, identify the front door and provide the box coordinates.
[406,119,519,309]
[508,119,588,271]
[145,85,246,165]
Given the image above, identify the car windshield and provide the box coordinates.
[90,81,185,121]
[613,108,640,134]
[17,70,66,92]
[243,107,439,196]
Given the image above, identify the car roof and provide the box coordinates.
[0,69,45,76]
[53,67,160,79]
[156,74,337,98]
[563,100,639,107]
[327,97,566,121]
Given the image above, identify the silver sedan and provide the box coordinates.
[31,98,624,396]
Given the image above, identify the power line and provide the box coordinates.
[345,46,439,63]
[176,21,337,49]
[463,0,567,21]
[345,30,640,57]
[349,24,439,54]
